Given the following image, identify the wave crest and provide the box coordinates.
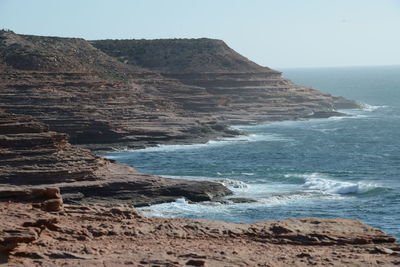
[362,103,387,111]
[297,173,382,194]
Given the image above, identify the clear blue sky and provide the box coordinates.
[1,0,399,68]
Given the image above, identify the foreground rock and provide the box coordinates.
[0,110,232,206]
[1,197,398,266]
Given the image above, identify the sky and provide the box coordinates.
[1,0,399,68]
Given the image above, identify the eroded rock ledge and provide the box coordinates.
[1,188,399,266]
[0,110,231,206]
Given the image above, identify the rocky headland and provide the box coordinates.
[1,30,395,266]
[92,38,360,124]
[0,31,361,151]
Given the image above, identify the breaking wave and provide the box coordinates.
[362,104,388,111]
[138,191,345,219]
[214,178,249,189]
[284,173,384,195]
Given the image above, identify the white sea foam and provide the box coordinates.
[103,154,123,160]
[257,191,344,205]
[291,173,381,194]
[361,103,387,111]
[138,190,345,219]
[215,178,249,189]
[129,133,290,152]
[138,198,225,218]
[137,174,364,219]
[174,198,189,204]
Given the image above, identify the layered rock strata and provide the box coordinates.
[0,31,362,150]
[93,38,361,124]
[0,31,397,267]
[1,192,398,266]
[0,110,232,205]
[0,31,239,150]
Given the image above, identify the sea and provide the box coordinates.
[103,65,400,238]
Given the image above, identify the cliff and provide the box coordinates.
[0,110,231,205]
[0,31,237,149]
[93,38,361,123]
[0,32,397,266]
[0,31,361,150]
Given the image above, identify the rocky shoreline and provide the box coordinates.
[1,30,396,266]
[0,110,232,207]
[1,105,399,267]
[1,187,399,266]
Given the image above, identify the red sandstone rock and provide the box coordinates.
[0,31,390,267]
[0,110,232,206]
[0,31,362,151]
[0,200,398,266]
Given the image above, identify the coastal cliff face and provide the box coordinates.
[0,110,232,205]
[0,31,398,266]
[0,31,237,149]
[93,38,360,123]
[0,31,361,150]
[0,110,109,185]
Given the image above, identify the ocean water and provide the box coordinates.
[103,66,400,238]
